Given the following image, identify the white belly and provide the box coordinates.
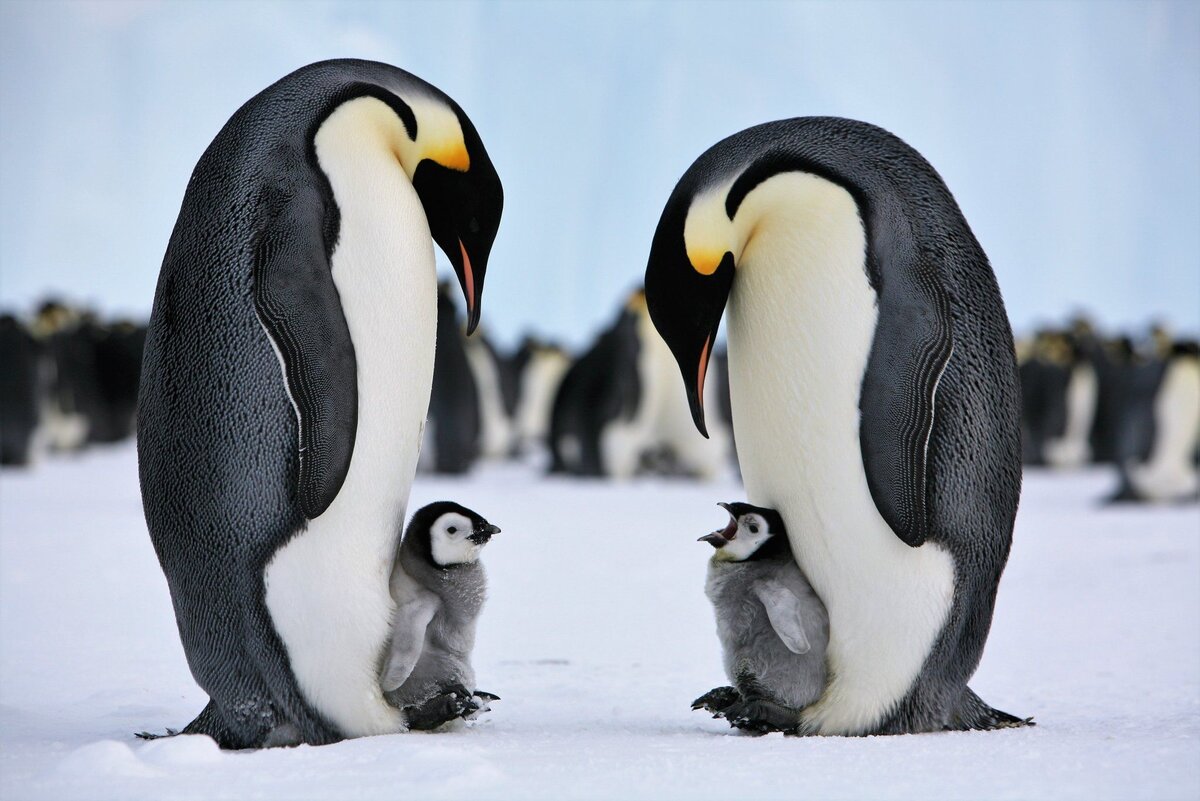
[726,172,955,735]
[263,100,437,737]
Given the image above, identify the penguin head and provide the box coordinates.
[402,94,503,336]
[644,172,738,438]
[405,501,500,568]
[700,502,790,562]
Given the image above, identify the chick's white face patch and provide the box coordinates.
[716,512,773,561]
[429,511,483,566]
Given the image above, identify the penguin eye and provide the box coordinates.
[447,526,458,535]
[468,217,480,234]
[748,524,759,534]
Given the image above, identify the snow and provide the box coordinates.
[1,443,1197,800]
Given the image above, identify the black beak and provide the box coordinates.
[468,523,500,545]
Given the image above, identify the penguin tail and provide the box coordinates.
[946,687,1035,731]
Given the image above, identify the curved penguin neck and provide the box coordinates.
[724,170,956,735]
[263,96,438,738]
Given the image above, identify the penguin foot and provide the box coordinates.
[404,685,481,731]
[134,728,180,741]
[473,690,501,702]
[946,687,1036,731]
[692,686,740,716]
[723,698,802,735]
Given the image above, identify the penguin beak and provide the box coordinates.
[699,514,738,548]
[458,239,484,335]
[468,523,499,545]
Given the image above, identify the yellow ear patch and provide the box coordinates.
[683,180,739,277]
[687,247,727,276]
[426,140,470,172]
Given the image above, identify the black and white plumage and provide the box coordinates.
[137,60,502,748]
[382,502,500,730]
[645,117,1030,734]
[693,503,828,735]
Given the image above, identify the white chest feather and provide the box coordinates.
[263,98,437,737]
[725,172,955,735]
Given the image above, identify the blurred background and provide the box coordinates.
[1,0,1198,500]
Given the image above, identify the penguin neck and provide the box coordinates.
[724,170,956,735]
[262,96,438,739]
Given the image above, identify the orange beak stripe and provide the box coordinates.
[459,239,475,322]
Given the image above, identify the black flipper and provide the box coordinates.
[945,686,1034,731]
[253,180,357,520]
[859,262,954,547]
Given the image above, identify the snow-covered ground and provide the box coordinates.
[1,443,1197,801]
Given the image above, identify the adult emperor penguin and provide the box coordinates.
[137,60,502,748]
[645,118,1029,735]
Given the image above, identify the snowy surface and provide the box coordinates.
[1,443,1197,800]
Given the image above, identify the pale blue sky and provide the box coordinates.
[1,0,1197,347]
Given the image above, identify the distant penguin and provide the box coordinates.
[646,118,1030,734]
[510,337,569,456]
[1114,342,1200,503]
[423,283,482,475]
[464,331,515,460]
[86,320,146,444]
[693,502,828,735]
[137,60,502,748]
[548,299,641,477]
[1020,331,1097,469]
[33,301,99,452]
[0,315,44,466]
[549,290,730,479]
[382,502,500,729]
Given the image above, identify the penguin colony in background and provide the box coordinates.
[1019,319,1200,503]
[136,59,502,748]
[0,301,145,466]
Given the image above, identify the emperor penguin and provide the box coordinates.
[137,60,503,748]
[693,502,828,735]
[382,502,500,729]
[645,118,1030,735]
[1114,341,1200,503]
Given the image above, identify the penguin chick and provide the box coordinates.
[381,502,500,730]
[693,502,829,735]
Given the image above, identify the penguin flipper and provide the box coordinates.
[753,581,812,655]
[253,181,357,520]
[859,268,954,548]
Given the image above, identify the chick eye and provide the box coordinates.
[447,526,458,535]
[748,525,759,534]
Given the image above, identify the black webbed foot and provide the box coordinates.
[723,698,802,735]
[404,685,480,731]
[692,686,740,716]
[473,690,501,702]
